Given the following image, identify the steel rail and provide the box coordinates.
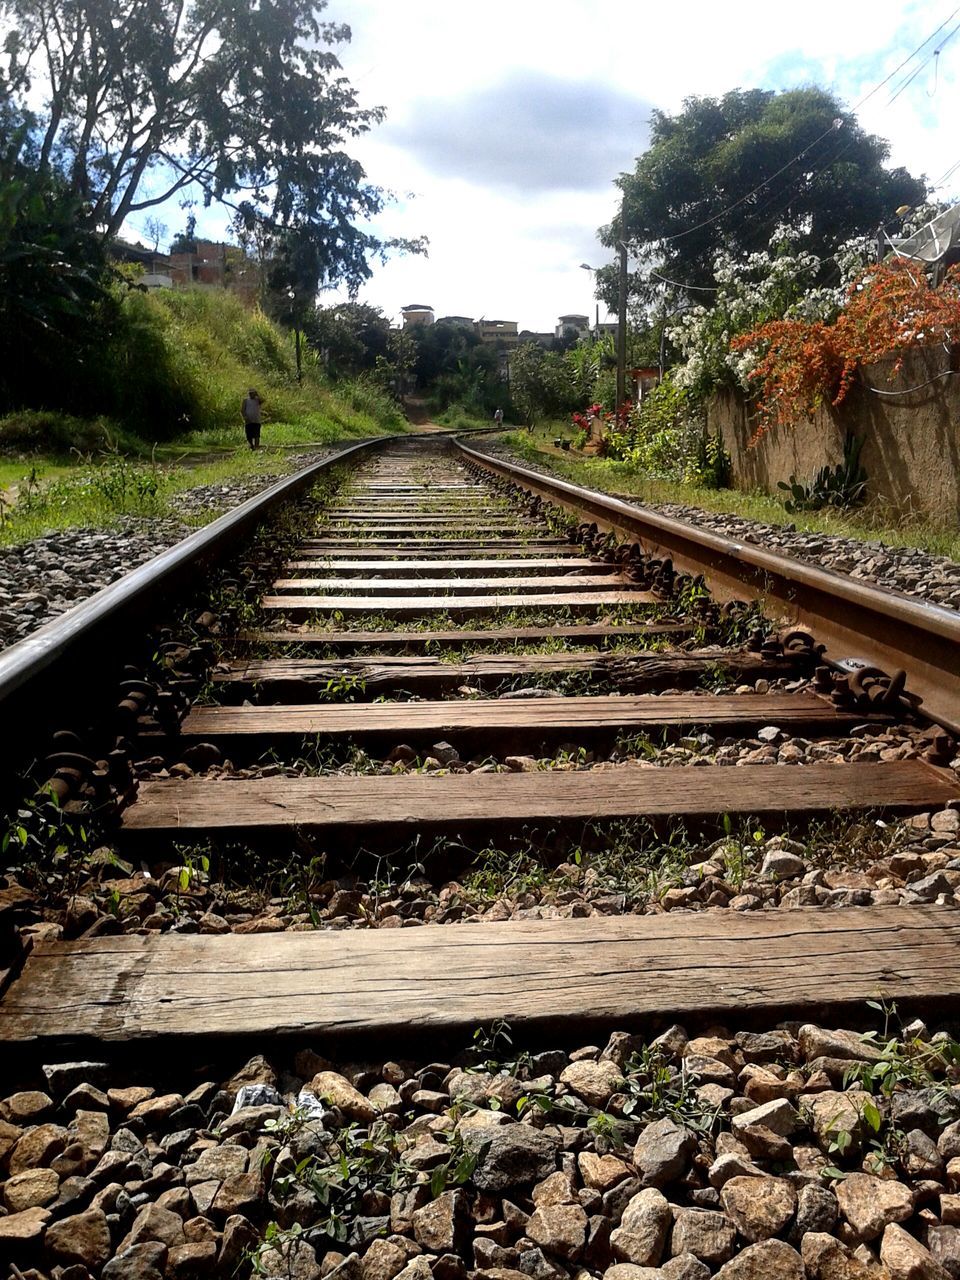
[455,439,960,736]
[0,438,384,730]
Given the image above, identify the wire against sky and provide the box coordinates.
[651,6,960,247]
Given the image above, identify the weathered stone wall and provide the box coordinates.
[708,347,960,523]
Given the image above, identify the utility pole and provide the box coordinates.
[616,195,628,409]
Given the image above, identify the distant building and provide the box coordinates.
[556,313,590,340]
[109,238,172,287]
[436,314,475,327]
[169,239,227,287]
[518,329,554,348]
[401,304,435,328]
[477,319,519,346]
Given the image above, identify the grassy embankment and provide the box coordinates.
[0,289,406,544]
[504,425,960,563]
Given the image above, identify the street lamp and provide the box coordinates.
[287,288,302,385]
[579,264,600,339]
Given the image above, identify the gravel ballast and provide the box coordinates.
[4,1018,960,1278]
[0,451,335,652]
[473,441,960,613]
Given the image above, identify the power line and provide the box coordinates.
[932,155,960,188]
[648,269,719,293]
[651,6,960,246]
[885,19,960,105]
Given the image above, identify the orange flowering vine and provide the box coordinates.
[732,261,960,441]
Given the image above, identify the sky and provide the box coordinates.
[128,0,960,332]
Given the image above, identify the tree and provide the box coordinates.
[1,0,425,291]
[143,216,168,253]
[0,118,113,409]
[600,88,927,302]
[508,343,581,426]
[306,302,392,377]
[170,215,198,254]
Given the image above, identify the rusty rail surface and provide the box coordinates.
[456,439,960,736]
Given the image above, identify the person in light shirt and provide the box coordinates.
[241,388,263,449]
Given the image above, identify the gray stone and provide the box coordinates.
[185,1143,248,1185]
[559,1059,625,1107]
[836,1173,914,1241]
[720,1175,796,1241]
[610,1188,670,1267]
[102,1242,168,1280]
[0,1205,50,1243]
[760,849,806,879]
[662,1257,711,1280]
[44,1206,112,1269]
[880,1223,951,1279]
[798,1026,883,1063]
[669,1207,736,1265]
[602,1268,666,1280]
[258,1237,324,1278]
[634,1118,697,1187]
[707,1153,760,1189]
[803,1090,875,1150]
[466,1124,560,1192]
[232,1083,282,1110]
[800,1232,876,1279]
[792,1183,839,1239]
[362,1238,409,1280]
[526,1202,589,1261]
[412,1190,466,1253]
[3,1166,59,1211]
[730,1098,800,1137]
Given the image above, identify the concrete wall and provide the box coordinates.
[708,347,960,523]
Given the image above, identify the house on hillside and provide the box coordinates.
[401,304,435,328]
[556,313,590,340]
[109,238,173,288]
[476,319,518,346]
[169,239,226,287]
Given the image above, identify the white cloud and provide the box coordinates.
[127,0,960,331]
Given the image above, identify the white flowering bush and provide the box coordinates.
[666,224,873,400]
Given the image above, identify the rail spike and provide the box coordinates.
[825,662,923,719]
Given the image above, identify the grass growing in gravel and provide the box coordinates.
[0,447,324,545]
[502,428,960,563]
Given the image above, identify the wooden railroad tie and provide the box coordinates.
[121,761,960,838]
[180,692,876,743]
[261,590,658,615]
[212,647,772,695]
[239,622,692,652]
[4,906,960,1048]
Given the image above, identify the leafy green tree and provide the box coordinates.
[306,302,392,378]
[0,121,113,410]
[1,0,425,291]
[599,88,926,301]
[508,343,583,425]
[409,321,504,414]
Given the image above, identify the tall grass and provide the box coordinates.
[0,287,406,448]
[0,448,321,545]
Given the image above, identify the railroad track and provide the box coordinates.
[2,435,960,1276]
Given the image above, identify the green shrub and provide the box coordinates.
[0,411,122,455]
